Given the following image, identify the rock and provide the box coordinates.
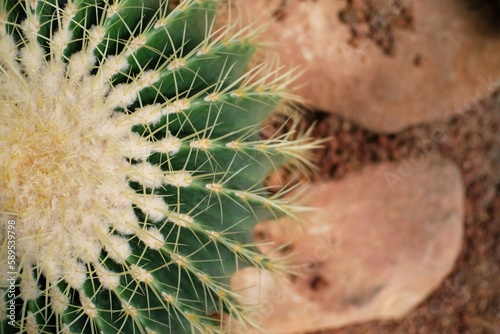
[232,156,464,333]
[240,0,500,133]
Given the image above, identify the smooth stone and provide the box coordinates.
[232,156,465,333]
[240,0,500,133]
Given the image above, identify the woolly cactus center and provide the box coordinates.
[0,50,139,284]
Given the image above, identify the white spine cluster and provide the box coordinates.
[0,2,184,322]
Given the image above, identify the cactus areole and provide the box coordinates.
[0,1,314,333]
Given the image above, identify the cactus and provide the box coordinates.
[0,1,316,333]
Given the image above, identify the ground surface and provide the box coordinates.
[298,88,500,334]
[263,0,500,332]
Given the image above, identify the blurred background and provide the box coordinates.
[231,1,500,333]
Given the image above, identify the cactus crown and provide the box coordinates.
[0,1,317,333]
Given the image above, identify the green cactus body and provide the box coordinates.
[0,1,315,333]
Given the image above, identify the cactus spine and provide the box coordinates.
[0,1,316,333]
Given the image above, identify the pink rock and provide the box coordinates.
[232,156,464,333]
[241,0,500,133]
